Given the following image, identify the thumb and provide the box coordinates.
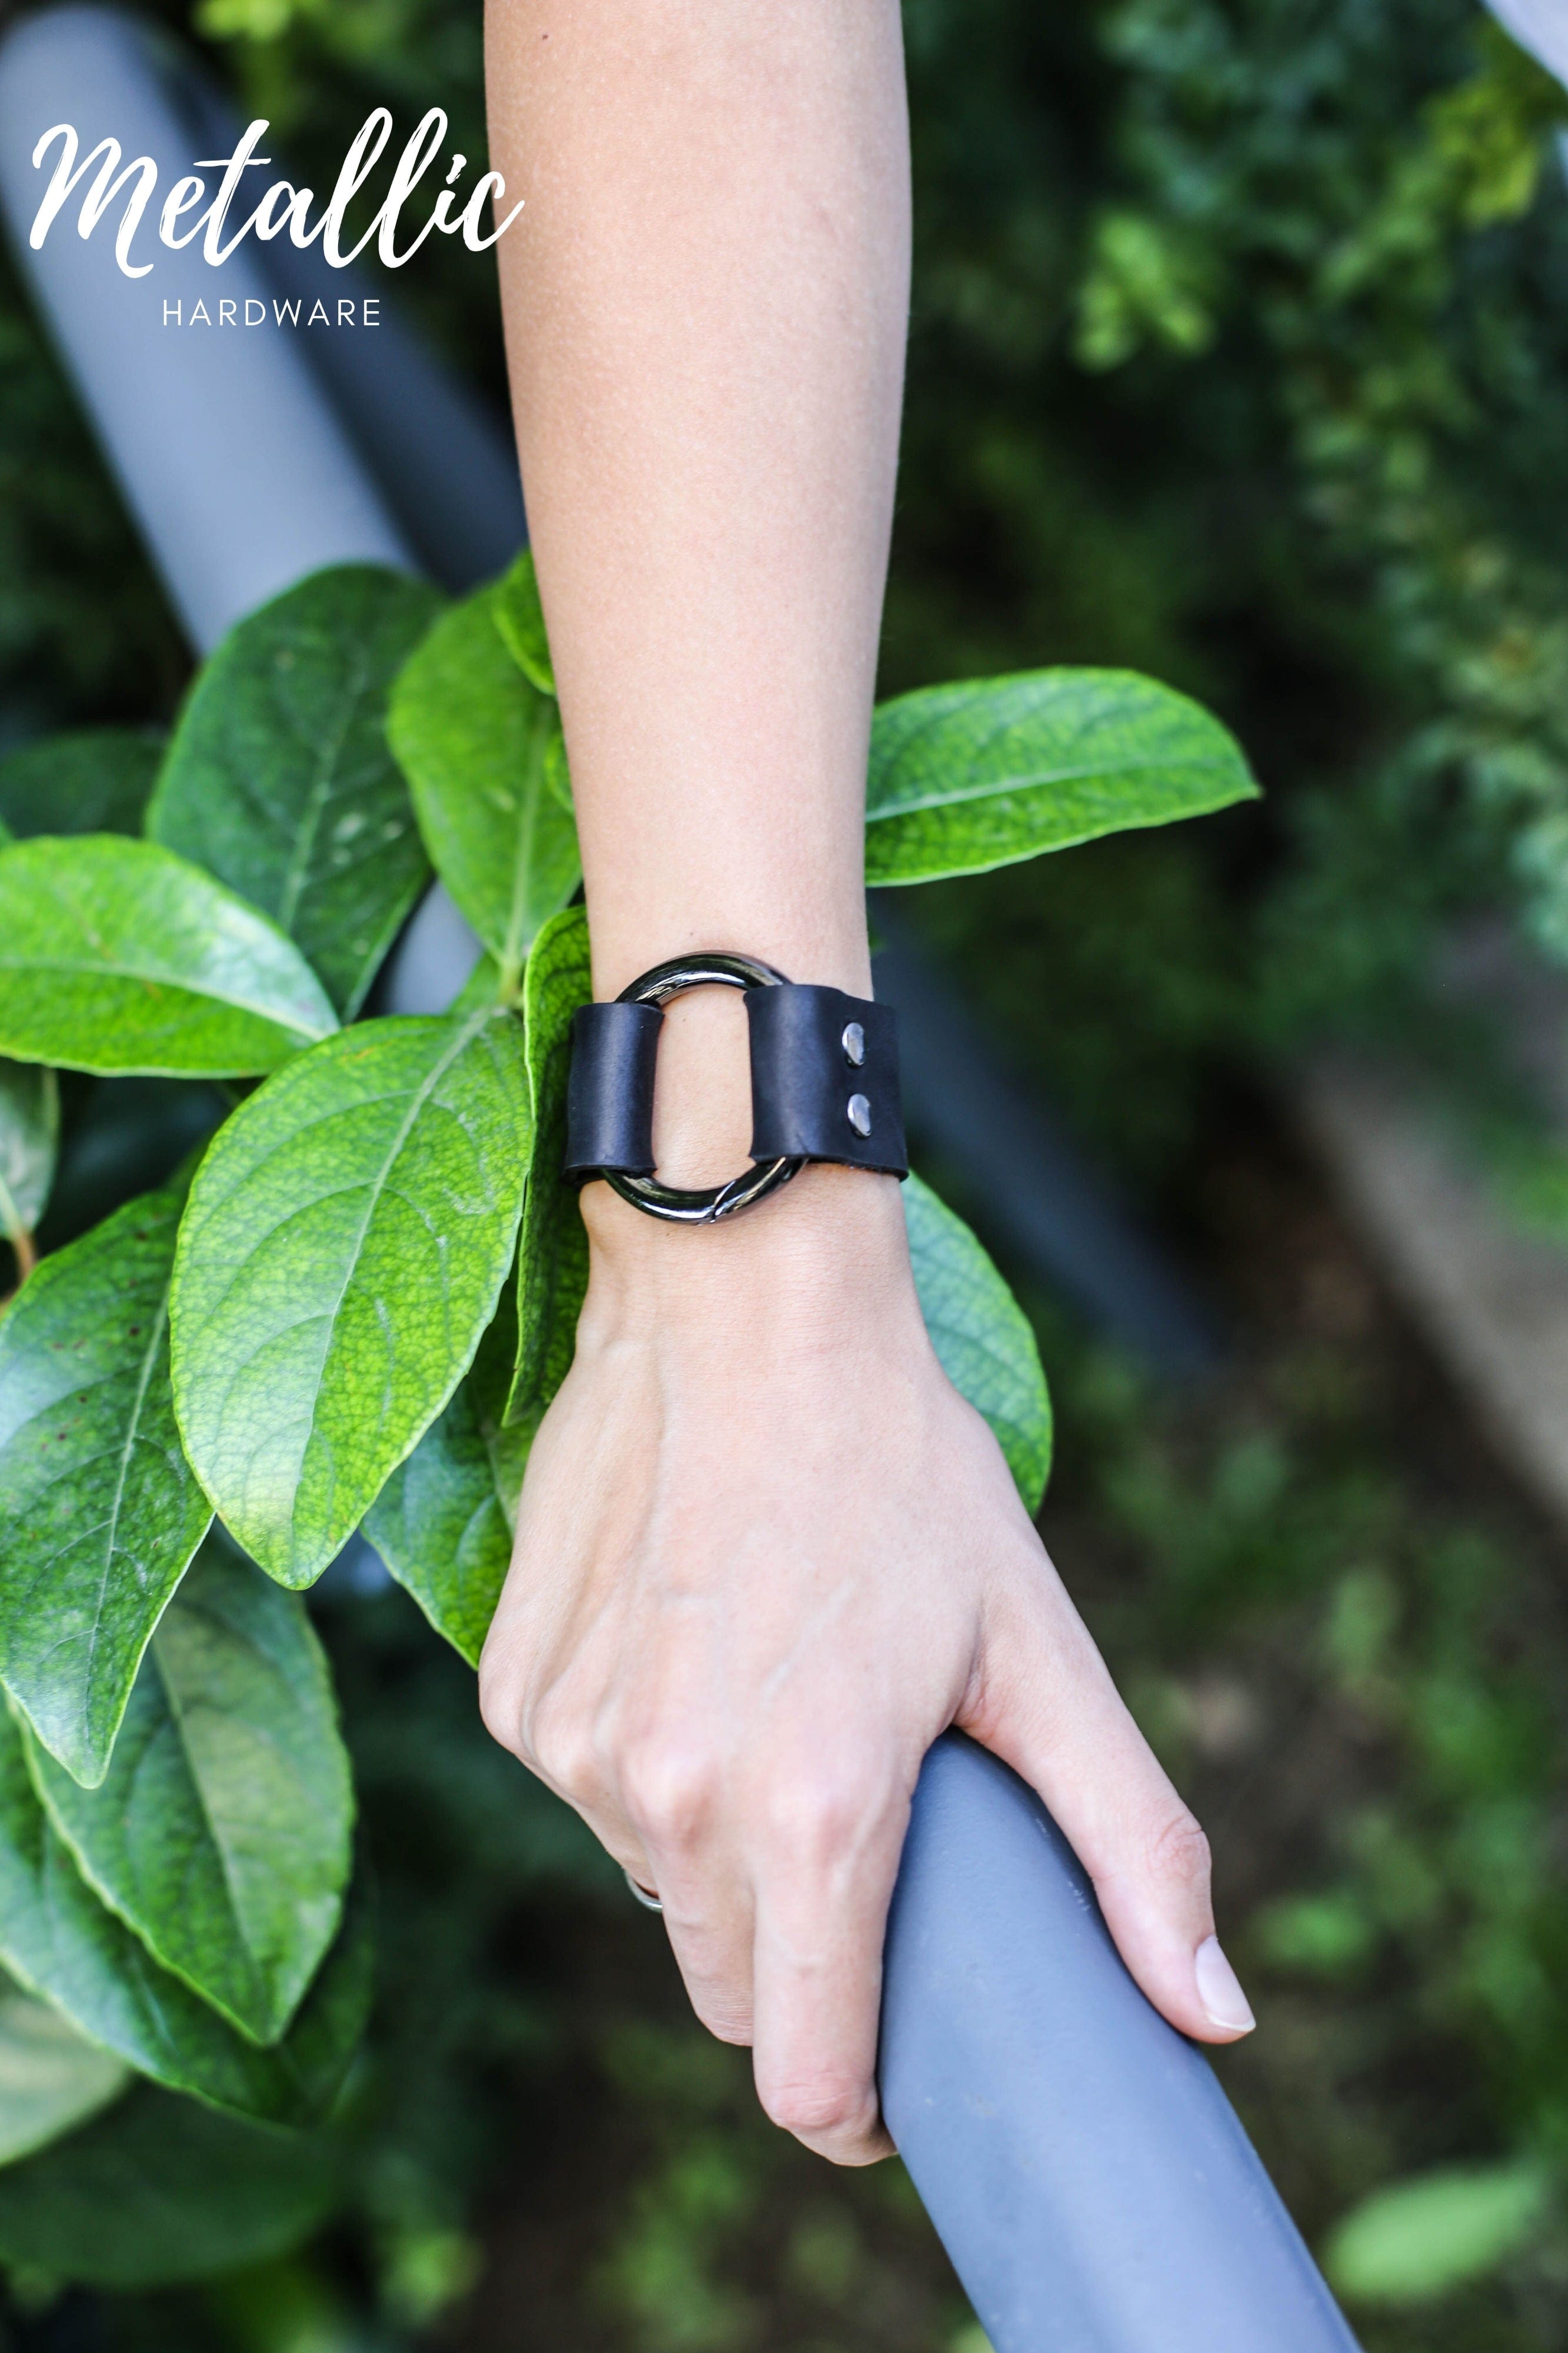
[959,1557,1255,2046]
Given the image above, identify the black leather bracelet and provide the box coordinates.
[563,951,908,1224]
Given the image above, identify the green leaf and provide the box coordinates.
[0,1709,370,2124]
[906,1175,1052,1511]
[0,1061,57,1251]
[389,590,580,988]
[1325,2162,1554,2305]
[470,1267,534,1528]
[0,836,339,1078]
[171,1009,531,1587]
[0,1179,212,1787]
[23,1543,352,2045]
[0,1976,128,2165]
[0,2080,340,2287]
[508,905,592,1424]
[363,1381,512,1667]
[365,1249,542,1665]
[0,729,163,840]
[148,566,443,1019]
[865,670,1258,886]
[491,547,556,696]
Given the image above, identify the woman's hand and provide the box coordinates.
[479,0,1252,2168]
[478,1162,1254,2169]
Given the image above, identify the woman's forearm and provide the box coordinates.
[479,4,1247,2172]
[485,0,909,1182]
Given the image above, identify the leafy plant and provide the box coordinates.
[0,1175,212,1785]
[1325,2161,1554,2307]
[388,575,577,996]
[0,1975,126,2165]
[146,566,443,1020]
[0,2080,343,2289]
[1072,2,1568,1018]
[0,1061,55,1288]
[0,546,1253,2278]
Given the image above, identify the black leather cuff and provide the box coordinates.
[746,985,906,1176]
[563,970,908,1197]
[563,1000,660,1178]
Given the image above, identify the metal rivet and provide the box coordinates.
[842,1021,866,1067]
[847,1093,873,1137]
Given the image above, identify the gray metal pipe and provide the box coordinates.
[884,1737,1359,2351]
[0,15,1360,2345]
[168,68,528,592]
[0,5,411,647]
[0,2,484,998]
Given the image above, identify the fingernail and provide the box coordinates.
[1195,1934,1255,2033]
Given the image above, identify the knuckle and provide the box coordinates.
[620,1739,721,1850]
[688,1994,753,2048]
[762,1767,883,1866]
[759,2072,876,2141]
[522,1694,599,1798]
[1145,1806,1212,1899]
[476,1658,522,1757]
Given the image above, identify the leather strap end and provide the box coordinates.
[746,985,908,1178]
[563,1000,662,1179]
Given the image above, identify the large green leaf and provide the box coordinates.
[0,1711,370,2124]
[508,905,592,1424]
[24,1544,352,2045]
[171,1009,531,1587]
[468,1262,533,1531]
[363,1379,511,1667]
[0,2081,339,2287]
[486,550,572,814]
[906,1175,1052,1512]
[0,1975,127,2165]
[0,836,338,1078]
[362,1258,533,1666]
[1326,2162,1553,2305]
[148,566,443,1019]
[389,589,579,988]
[0,1179,212,1787]
[491,546,557,698]
[0,1061,57,1255]
[865,670,1257,885]
[0,728,163,840]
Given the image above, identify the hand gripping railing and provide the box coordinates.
[0,16,1361,2344]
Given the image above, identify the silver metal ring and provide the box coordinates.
[625,1869,664,1914]
[605,951,805,1225]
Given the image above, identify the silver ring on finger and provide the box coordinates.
[625,1869,664,1914]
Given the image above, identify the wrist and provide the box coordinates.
[582,866,873,1014]
[578,1161,916,1342]
[567,909,906,1329]
[577,921,878,1192]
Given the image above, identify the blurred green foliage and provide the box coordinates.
[893,0,1568,1111]
[1042,1271,1568,2351]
